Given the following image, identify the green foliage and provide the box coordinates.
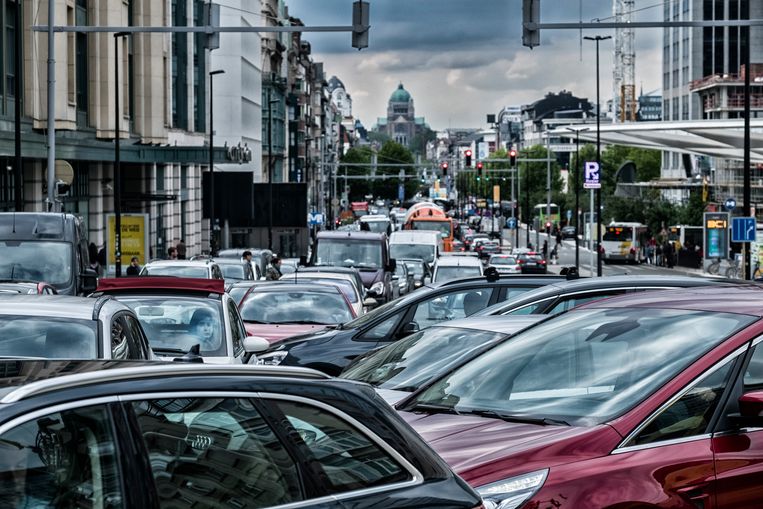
[516,145,564,223]
[376,141,416,200]
[410,127,437,156]
[339,146,373,201]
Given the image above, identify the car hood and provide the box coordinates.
[399,411,619,486]
[266,325,345,350]
[354,269,384,287]
[244,323,330,344]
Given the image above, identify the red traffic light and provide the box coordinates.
[441,162,449,169]
[465,149,472,157]
[509,149,517,157]
[476,161,484,170]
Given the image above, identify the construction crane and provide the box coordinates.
[613,0,637,122]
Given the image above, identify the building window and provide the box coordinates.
[75,0,88,117]
[171,0,188,129]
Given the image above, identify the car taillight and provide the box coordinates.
[517,259,524,264]
[540,259,546,265]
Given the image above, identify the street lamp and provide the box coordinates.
[208,69,225,255]
[584,35,611,277]
[113,32,130,277]
[565,126,590,271]
[267,91,281,251]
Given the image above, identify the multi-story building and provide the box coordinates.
[372,83,429,148]
[637,90,663,121]
[521,91,593,147]
[0,0,237,269]
[261,0,288,184]
[662,0,763,201]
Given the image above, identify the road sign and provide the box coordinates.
[732,216,756,243]
[583,161,601,189]
[331,197,340,207]
[506,217,517,229]
[724,197,737,211]
[307,212,324,226]
[566,209,572,220]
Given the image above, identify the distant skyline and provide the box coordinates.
[285,0,662,131]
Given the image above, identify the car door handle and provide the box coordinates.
[676,484,710,509]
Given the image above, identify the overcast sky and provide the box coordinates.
[285,0,663,131]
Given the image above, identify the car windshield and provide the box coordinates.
[434,265,481,283]
[409,307,755,426]
[240,290,354,325]
[490,256,517,265]
[0,316,97,359]
[411,221,451,238]
[0,241,72,285]
[141,265,209,278]
[315,239,382,269]
[391,244,435,263]
[283,277,358,303]
[219,264,245,279]
[342,326,504,392]
[117,297,227,357]
[362,220,390,233]
[604,226,634,242]
[403,261,425,277]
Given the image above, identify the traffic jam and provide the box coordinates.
[1,207,762,509]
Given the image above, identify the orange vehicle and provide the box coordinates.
[403,202,454,251]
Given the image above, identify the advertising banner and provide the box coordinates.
[106,213,150,272]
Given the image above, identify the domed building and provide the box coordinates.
[373,83,429,147]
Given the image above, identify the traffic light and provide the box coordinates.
[476,161,483,180]
[509,149,517,167]
[352,1,370,50]
[441,161,449,175]
[465,149,472,167]
[545,221,552,234]
[522,0,540,49]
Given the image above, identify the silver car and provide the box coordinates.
[0,294,153,360]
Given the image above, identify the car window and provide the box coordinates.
[273,400,410,494]
[227,298,246,356]
[131,397,303,508]
[545,291,628,315]
[359,311,404,341]
[0,405,123,508]
[111,316,131,360]
[627,360,733,447]
[501,298,553,315]
[228,286,251,305]
[498,286,537,302]
[412,288,492,329]
[123,315,151,359]
[743,343,763,391]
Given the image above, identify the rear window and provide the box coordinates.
[141,265,209,278]
[0,316,98,359]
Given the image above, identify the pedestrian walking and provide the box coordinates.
[176,239,186,260]
[126,257,141,276]
[542,240,548,261]
[88,243,103,277]
[265,255,283,281]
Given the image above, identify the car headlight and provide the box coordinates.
[369,282,385,295]
[254,350,288,366]
[477,469,548,509]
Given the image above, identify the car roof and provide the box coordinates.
[212,258,248,266]
[0,294,126,320]
[96,277,225,295]
[144,260,215,267]
[434,315,546,335]
[0,361,330,404]
[435,256,484,267]
[580,284,763,316]
[301,266,360,275]
[430,274,565,289]
[317,231,386,240]
[281,273,355,283]
[481,274,739,313]
[247,283,345,295]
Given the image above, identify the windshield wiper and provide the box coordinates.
[242,319,272,324]
[407,403,462,415]
[463,409,569,426]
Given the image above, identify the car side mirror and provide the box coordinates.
[80,268,98,294]
[244,336,270,353]
[387,258,397,273]
[392,275,400,282]
[299,255,308,267]
[401,322,419,335]
[363,297,379,309]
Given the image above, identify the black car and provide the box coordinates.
[259,272,566,375]
[517,252,547,273]
[561,225,577,239]
[475,274,739,317]
[0,361,482,509]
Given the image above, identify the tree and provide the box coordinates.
[410,127,436,156]
[376,141,416,201]
[339,146,373,201]
[517,145,564,225]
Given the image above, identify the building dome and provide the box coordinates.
[389,83,411,103]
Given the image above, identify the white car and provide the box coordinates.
[279,272,365,316]
[432,255,484,283]
[140,259,224,279]
[488,254,522,274]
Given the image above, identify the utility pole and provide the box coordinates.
[13,0,21,211]
[46,0,56,211]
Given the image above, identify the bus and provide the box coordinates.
[668,225,703,251]
[404,202,455,252]
[601,222,648,263]
[534,203,560,227]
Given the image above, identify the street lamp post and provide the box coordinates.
[566,126,590,271]
[267,91,280,251]
[113,32,130,277]
[584,35,611,277]
[208,69,225,255]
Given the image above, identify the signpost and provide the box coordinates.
[507,217,517,229]
[732,216,756,243]
[583,161,601,189]
[106,213,149,276]
[704,212,730,259]
[724,197,737,212]
[308,212,324,226]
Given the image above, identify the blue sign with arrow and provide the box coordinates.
[731,216,756,243]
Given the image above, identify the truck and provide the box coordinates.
[403,202,454,252]
[0,213,98,295]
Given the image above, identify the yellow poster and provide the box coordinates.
[493,185,500,204]
[107,214,148,266]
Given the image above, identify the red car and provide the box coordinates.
[397,286,763,508]
[240,283,356,344]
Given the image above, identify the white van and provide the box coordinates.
[389,230,442,267]
[359,214,392,235]
[432,255,484,283]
